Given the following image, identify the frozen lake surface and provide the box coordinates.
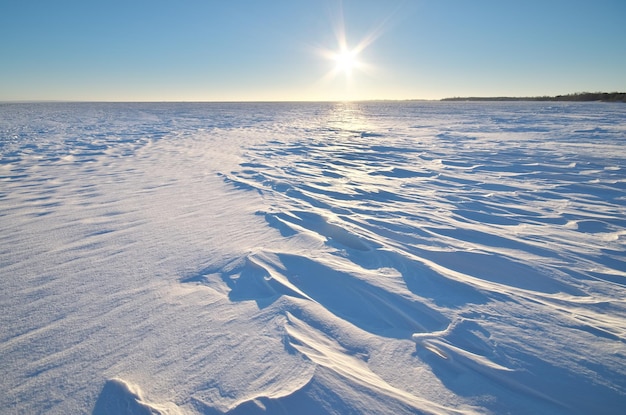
[1,101,625,414]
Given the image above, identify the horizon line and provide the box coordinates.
[2,91,624,105]
[0,98,437,104]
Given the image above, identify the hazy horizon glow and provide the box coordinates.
[1,0,625,102]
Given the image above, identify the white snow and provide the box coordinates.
[1,101,625,414]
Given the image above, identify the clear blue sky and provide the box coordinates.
[1,0,624,101]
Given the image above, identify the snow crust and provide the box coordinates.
[1,101,625,414]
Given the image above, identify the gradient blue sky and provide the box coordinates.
[1,0,625,101]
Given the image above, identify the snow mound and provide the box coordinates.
[93,378,181,415]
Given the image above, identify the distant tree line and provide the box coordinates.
[441,92,626,103]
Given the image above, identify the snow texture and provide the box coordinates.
[1,101,625,414]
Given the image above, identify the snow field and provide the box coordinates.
[1,101,625,414]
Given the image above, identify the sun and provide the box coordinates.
[333,48,360,77]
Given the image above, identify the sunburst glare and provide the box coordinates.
[315,4,390,91]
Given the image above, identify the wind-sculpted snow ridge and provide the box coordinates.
[1,102,625,415]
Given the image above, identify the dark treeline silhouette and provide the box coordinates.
[442,92,626,103]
